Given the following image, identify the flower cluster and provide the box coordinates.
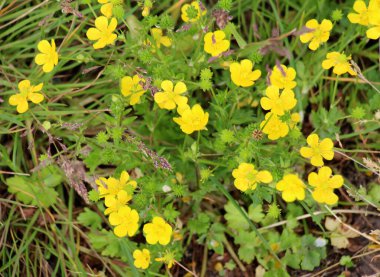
[95,171,174,270]
[348,0,380,40]
[259,64,300,140]
[9,39,59,113]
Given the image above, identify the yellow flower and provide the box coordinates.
[133,249,150,269]
[155,251,176,269]
[321,52,356,76]
[300,134,334,167]
[104,190,132,215]
[86,16,117,49]
[181,1,206,23]
[366,0,380,39]
[154,80,188,110]
[98,0,113,18]
[229,59,261,87]
[143,216,172,245]
[269,65,297,90]
[300,19,333,50]
[95,171,137,202]
[173,104,209,134]
[109,205,139,237]
[260,86,297,116]
[150,28,172,49]
[204,30,230,57]
[260,112,289,140]
[276,174,306,202]
[232,163,272,192]
[35,39,58,73]
[308,166,343,205]
[348,1,370,26]
[9,80,44,114]
[121,75,147,105]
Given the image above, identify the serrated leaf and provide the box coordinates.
[248,204,265,223]
[77,208,102,229]
[224,201,249,231]
[188,213,210,235]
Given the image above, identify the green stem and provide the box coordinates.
[330,76,339,108]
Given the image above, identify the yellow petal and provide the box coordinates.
[161,80,173,92]
[95,16,109,31]
[37,40,51,54]
[308,172,319,187]
[307,134,319,147]
[256,170,273,183]
[305,19,319,29]
[174,81,187,94]
[18,80,31,92]
[17,98,29,113]
[42,62,54,73]
[310,155,324,167]
[366,26,380,40]
[108,17,118,32]
[35,53,47,65]
[240,59,253,71]
[100,3,113,18]
[32,83,43,92]
[300,147,313,158]
[320,19,333,31]
[28,93,44,104]
[86,28,101,41]
[114,225,128,237]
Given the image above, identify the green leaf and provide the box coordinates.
[77,208,102,229]
[163,203,181,224]
[224,201,249,231]
[7,176,34,204]
[248,204,265,223]
[235,231,257,263]
[188,213,211,235]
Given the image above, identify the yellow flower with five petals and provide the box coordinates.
[154,80,188,110]
[86,16,117,49]
[121,75,147,105]
[35,39,59,73]
[173,104,209,134]
[300,19,333,50]
[276,174,306,202]
[300,134,334,167]
[109,205,139,237]
[232,163,272,192]
[150,28,172,49]
[204,30,230,57]
[143,216,172,245]
[308,166,343,205]
[9,80,44,114]
[269,64,297,90]
[229,59,261,87]
[260,86,297,116]
[133,249,151,269]
[181,1,206,23]
[322,52,356,76]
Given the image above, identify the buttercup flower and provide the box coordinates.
[96,171,137,202]
[260,112,289,140]
[35,39,59,73]
[143,216,172,245]
[173,104,209,134]
[232,163,272,192]
[181,1,206,23]
[204,30,230,57]
[308,166,344,205]
[121,75,147,105]
[322,52,356,76]
[109,205,139,237]
[348,1,370,26]
[276,174,306,202]
[155,251,176,269]
[366,0,380,39]
[9,80,44,114]
[269,65,297,90]
[260,86,297,116]
[98,0,113,18]
[229,59,261,87]
[300,19,333,50]
[154,80,188,110]
[300,134,334,167]
[86,16,117,49]
[133,249,150,269]
[104,190,132,215]
[150,28,172,49]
